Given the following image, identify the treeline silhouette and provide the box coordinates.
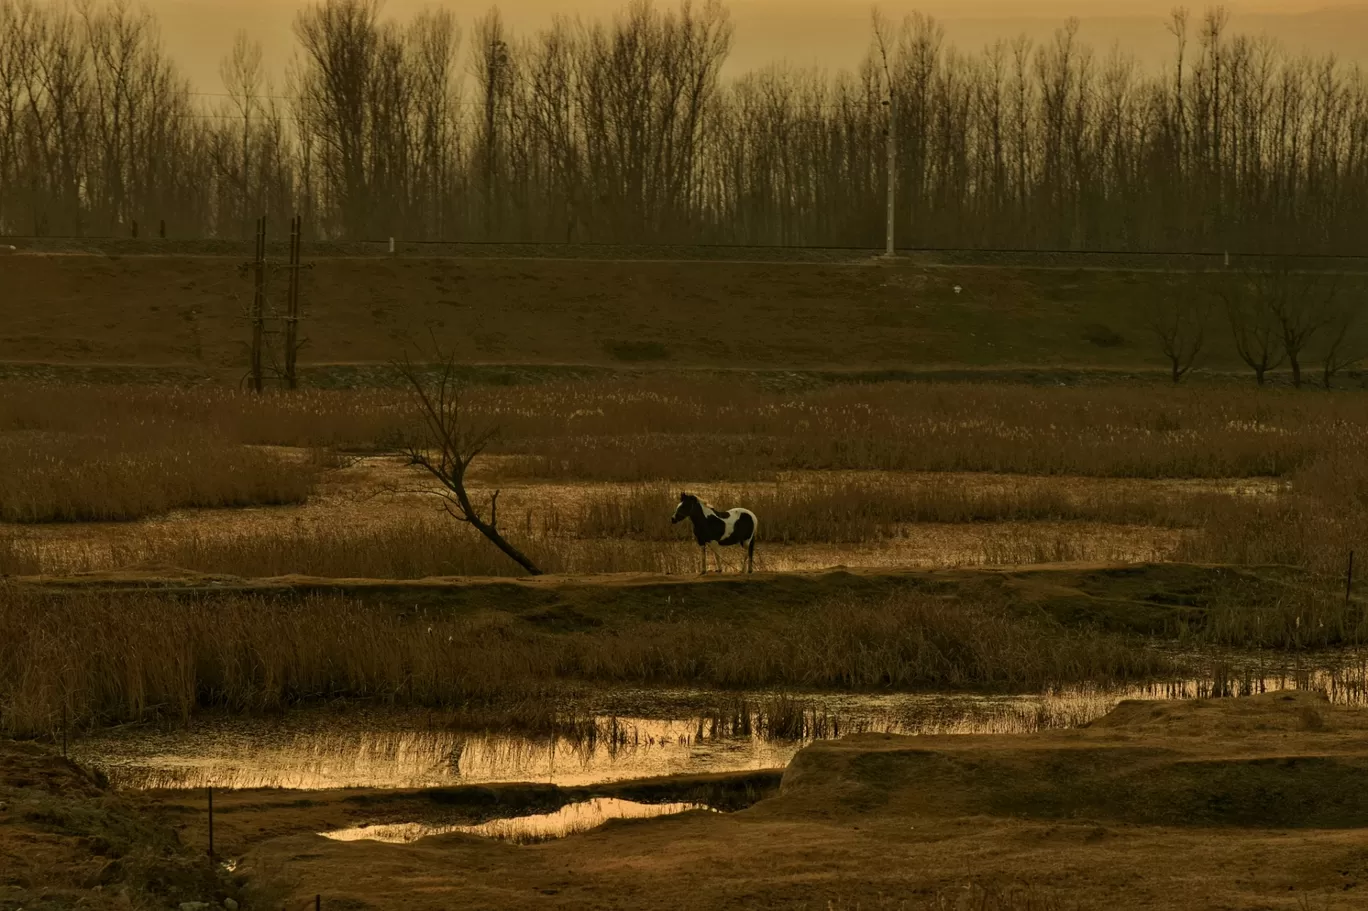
[1,0,1366,252]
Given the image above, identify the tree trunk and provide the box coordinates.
[453,484,542,576]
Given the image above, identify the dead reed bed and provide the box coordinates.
[0,517,695,578]
[1176,449,1368,580]
[0,585,1171,738]
[0,383,409,450]
[5,379,1365,481]
[0,512,1175,578]
[0,430,317,523]
[575,480,1221,543]
[494,381,1364,481]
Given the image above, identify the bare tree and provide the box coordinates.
[1254,262,1342,388]
[1319,287,1365,389]
[396,349,542,576]
[6,0,1368,249]
[218,31,263,237]
[1148,277,1212,382]
[471,7,511,238]
[1221,270,1286,385]
[292,0,383,238]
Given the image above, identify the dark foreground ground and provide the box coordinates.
[4,691,1367,910]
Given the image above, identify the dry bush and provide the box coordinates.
[0,586,1170,737]
[0,430,317,522]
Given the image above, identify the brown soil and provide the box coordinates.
[0,740,235,910]
[0,251,1200,374]
[10,690,1368,908]
[159,691,1368,909]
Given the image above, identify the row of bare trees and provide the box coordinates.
[1150,265,1364,387]
[3,0,1368,251]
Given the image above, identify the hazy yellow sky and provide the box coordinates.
[129,0,1368,92]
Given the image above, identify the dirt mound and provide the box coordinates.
[1087,689,1335,735]
[0,740,238,909]
[781,691,1368,828]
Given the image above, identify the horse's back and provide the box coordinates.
[721,508,757,545]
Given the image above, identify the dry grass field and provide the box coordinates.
[7,254,1368,910]
[5,250,1366,378]
[4,375,1368,745]
[1,377,1364,582]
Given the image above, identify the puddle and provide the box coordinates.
[71,654,1368,791]
[322,798,711,845]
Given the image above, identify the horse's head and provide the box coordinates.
[671,492,697,524]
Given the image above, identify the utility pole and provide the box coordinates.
[285,214,302,390]
[250,216,265,393]
[873,10,897,258]
[884,97,896,257]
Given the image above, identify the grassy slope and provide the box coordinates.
[1,252,1278,373]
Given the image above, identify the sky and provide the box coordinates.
[131,0,1368,93]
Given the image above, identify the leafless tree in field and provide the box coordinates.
[1147,277,1213,383]
[1319,287,1365,389]
[1220,270,1286,386]
[396,349,543,577]
[1253,263,1342,388]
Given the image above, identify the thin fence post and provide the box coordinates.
[316,894,321,911]
[208,786,214,857]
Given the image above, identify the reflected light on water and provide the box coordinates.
[71,658,1368,791]
[321,798,710,845]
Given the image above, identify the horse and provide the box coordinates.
[670,492,758,574]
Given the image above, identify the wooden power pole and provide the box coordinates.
[250,216,266,393]
[285,214,302,390]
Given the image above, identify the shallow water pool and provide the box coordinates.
[70,654,1368,791]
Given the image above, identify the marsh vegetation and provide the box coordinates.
[3,377,1368,742]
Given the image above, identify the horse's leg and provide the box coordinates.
[747,537,755,574]
[700,544,707,575]
[712,547,723,574]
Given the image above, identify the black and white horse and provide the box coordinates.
[671,492,758,574]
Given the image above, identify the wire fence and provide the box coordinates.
[5,233,1368,271]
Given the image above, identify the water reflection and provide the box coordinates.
[322,798,710,845]
[71,657,1368,792]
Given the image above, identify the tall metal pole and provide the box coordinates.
[884,97,896,257]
